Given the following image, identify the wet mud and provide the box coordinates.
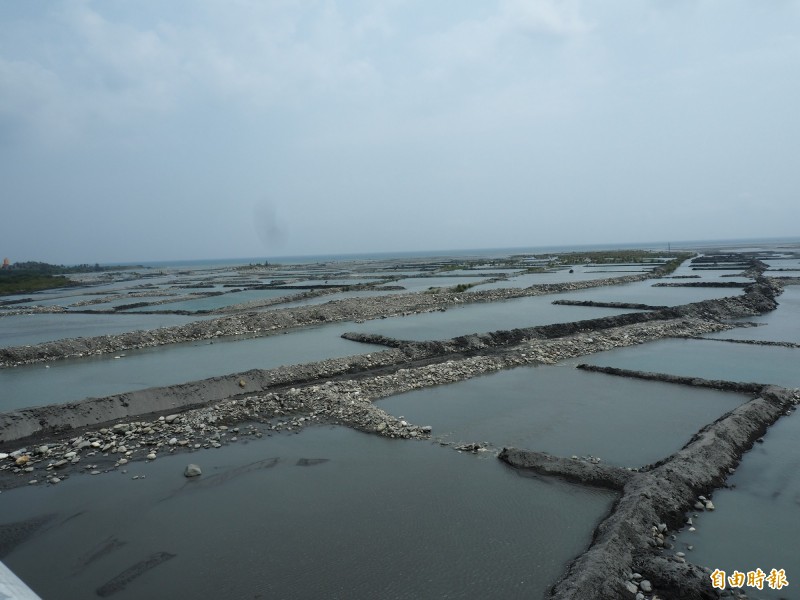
[95,551,176,597]
[0,514,56,559]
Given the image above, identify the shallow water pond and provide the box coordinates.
[551,279,745,306]
[0,324,380,411]
[379,365,746,467]
[1,426,616,600]
[468,266,642,290]
[344,295,642,342]
[704,286,800,344]
[576,339,800,388]
[123,288,296,312]
[0,312,209,348]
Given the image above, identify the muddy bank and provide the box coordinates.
[499,449,634,490]
[575,364,768,393]
[652,282,748,288]
[552,299,667,310]
[500,384,799,600]
[684,337,800,349]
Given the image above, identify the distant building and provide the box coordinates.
[1,258,9,269]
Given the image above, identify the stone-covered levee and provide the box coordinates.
[500,378,799,600]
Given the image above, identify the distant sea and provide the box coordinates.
[108,236,800,270]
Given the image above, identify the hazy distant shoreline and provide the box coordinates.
[103,236,800,269]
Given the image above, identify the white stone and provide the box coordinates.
[184,464,202,477]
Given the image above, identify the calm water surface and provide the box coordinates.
[1,426,616,600]
[0,324,380,410]
[0,313,209,348]
[576,339,800,388]
[469,266,646,291]
[674,410,800,598]
[704,286,800,344]
[379,366,746,466]
[344,296,643,342]
[123,288,296,312]
[550,280,745,306]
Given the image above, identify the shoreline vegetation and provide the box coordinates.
[0,261,142,296]
[0,272,75,295]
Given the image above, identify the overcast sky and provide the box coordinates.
[1,0,798,264]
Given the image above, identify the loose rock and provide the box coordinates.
[184,464,202,478]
